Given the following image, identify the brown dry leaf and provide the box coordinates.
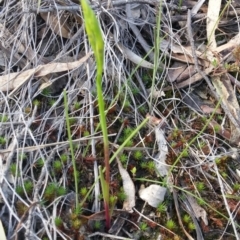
[209,216,224,228]
[182,90,221,114]
[177,65,196,83]
[0,53,91,92]
[164,66,214,91]
[40,12,73,39]
[168,62,187,83]
[171,52,207,67]
[187,195,208,225]
[116,157,135,212]
[200,105,222,114]
[210,120,231,141]
[146,114,163,126]
[212,75,240,144]
[161,39,208,66]
[171,53,196,65]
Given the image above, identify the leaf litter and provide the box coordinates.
[0,0,240,239]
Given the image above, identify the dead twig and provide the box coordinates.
[187,10,240,135]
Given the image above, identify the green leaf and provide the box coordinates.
[99,166,109,205]
[80,0,104,75]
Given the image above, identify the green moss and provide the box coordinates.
[74,102,81,110]
[60,154,68,164]
[10,163,19,177]
[233,183,240,192]
[133,151,143,160]
[0,137,6,145]
[146,161,155,173]
[138,105,147,115]
[53,160,62,172]
[165,219,176,230]
[188,222,196,231]
[170,142,177,148]
[201,116,207,123]
[93,220,101,230]
[221,171,228,179]
[57,186,66,196]
[16,201,28,216]
[181,149,189,158]
[119,154,128,163]
[44,183,57,201]
[197,198,205,206]
[44,183,66,201]
[217,114,223,121]
[54,217,63,228]
[131,87,140,95]
[157,202,167,213]
[214,125,220,132]
[142,73,152,88]
[183,214,191,223]
[196,182,206,192]
[33,99,41,107]
[83,130,90,137]
[124,139,133,147]
[0,115,8,122]
[123,127,134,137]
[109,195,117,207]
[19,153,27,161]
[139,222,148,231]
[73,205,83,215]
[123,99,131,110]
[69,117,77,126]
[36,158,44,168]
[172,128,179,138]
[80,187,88,196]
[41,87,51,96]
[140,161,147,169]
[49,99,56,106]
[16,185,24,196]
[42,237,49,240]
[117,187,127,202]
[71,218,82,230]
[215,157,221,165]
[24,180,33,194]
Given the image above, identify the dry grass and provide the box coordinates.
[0,0,240,239]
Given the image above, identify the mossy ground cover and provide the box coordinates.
[0,0,240,239]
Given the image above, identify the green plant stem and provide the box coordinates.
[80,0,110,228]
[63,89,79,208]
[96,70,110,184]
[99,166,110,227]
[82,47,154,158]
[150,1,162,112]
